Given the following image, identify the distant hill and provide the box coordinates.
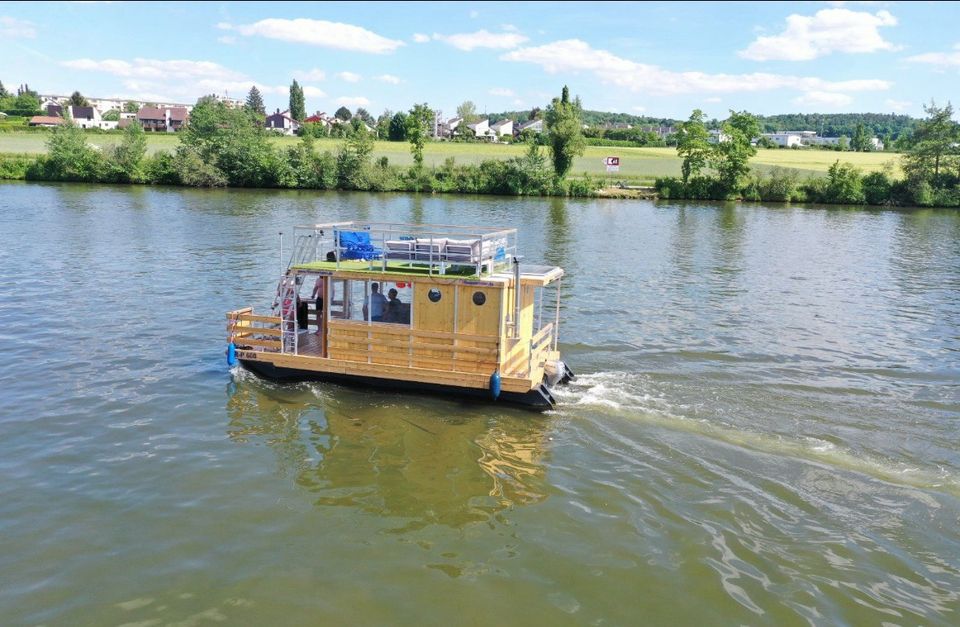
[487,109,920,140]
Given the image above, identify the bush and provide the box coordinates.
[0,154,32,179]
[825,160,864,204]
[143,152,180,185]
[564,174,602,197]
[654,176,684,199]
[862,171,892,205]
[26,124,104,182]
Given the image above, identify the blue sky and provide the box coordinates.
[2,1,959,119]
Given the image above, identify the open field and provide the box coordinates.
[0,131,903,181]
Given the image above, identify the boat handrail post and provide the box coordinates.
[513,255,523,339]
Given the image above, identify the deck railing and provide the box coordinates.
[226,308,282,352]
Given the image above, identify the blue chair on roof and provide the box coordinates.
[338,230,383,261]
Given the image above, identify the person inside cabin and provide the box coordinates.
[383,288,403,323]
[311,275,324,334]
[363,282,387,322]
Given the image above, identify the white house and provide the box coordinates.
[761,132,803,148]
[468,118,489,135]
[491,119,513,138]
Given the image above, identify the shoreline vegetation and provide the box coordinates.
[1,90,957,208]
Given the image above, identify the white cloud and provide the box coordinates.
[793,91,854,108]
[217,36,237,45]
[220,18,404,54]
[336,96,370,107]
[297,68,327,81]
[489,87,515,97]
[885,98,911,112]
[740,9,899,61]
[412,33,430,43]
[336,71,362,83]
[0,16,36,38]
[907,44,960,67]
[433,29,528,51]
[302,86,326,98]
[502,39,891,96]
[63,57,247,81]
[62,56,289,102]
[374,74,402,84]
[501,24,519,32]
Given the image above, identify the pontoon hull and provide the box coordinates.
[239,359,562,411]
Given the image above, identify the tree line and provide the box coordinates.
[0,86,597,198]
[657,101,960,207]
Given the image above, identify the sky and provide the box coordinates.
[2,1,959,120]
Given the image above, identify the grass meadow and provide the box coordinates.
[0,131,903,182]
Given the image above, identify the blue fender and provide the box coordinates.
[489,371,501,401]
[227,342,237,367]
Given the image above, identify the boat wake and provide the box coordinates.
[552,371,960,497]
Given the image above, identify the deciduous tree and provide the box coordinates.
[334,106,352,121]
[677,109,710,183]
[406,103,433,169]
[903,100,958,180]
[456,100,478,123]
[710,110,760,192]
[544,85,585,179]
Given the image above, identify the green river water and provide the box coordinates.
[0,181,958,625]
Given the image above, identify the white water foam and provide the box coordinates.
[555,371,960,497]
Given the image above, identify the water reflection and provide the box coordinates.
[225,377,549,529]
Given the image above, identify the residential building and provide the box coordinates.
[517,119,544,134]
[45,104,113,130]
[468,119,498,141]
[265,109,299,135]
[304,111,334,127]
[761,132,803,148]
[137,106,189,132]
[28,115,65,128]
[491,119,513,138]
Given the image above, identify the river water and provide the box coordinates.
[1,181,958,625]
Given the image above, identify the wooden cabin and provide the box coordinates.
[226,222,573,409]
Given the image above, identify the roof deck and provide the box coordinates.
[287,221,520,279]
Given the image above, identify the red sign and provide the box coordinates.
[604,157,620,166]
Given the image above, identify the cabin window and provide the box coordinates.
[338,279,412,325]
[472,291,486,306]
[427,288,442,303]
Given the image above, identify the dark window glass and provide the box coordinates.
[428,288,441,303]
[472,291,486,306]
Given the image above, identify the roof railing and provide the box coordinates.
[288,221,518,277]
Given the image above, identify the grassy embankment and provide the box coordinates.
[0,131,903,185]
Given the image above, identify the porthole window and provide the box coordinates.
[472,291,486,306]
[428,288,442,303]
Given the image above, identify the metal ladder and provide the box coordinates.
[276,274,299,354]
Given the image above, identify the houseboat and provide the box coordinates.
[226,222,573,410]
